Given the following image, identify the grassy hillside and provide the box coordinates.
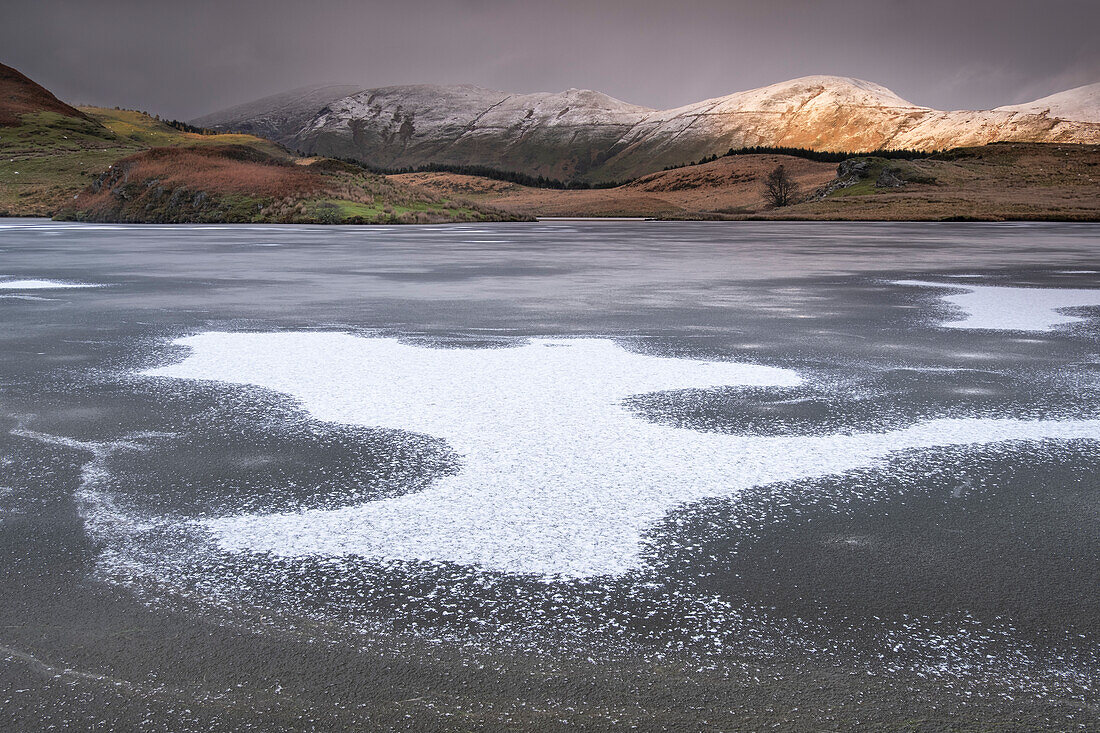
[1,62,296,216]
[0,105,288,216]
[393,143,1100,221]
[87,107,288,157]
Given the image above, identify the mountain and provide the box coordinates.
[995,82,1100,123]
[194,75,1100,181]
[290,84,655,180]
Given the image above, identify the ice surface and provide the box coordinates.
[0,278,100,290]
[893,280,1100,331]
[145,333,1100,578]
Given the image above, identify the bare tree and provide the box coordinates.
[761,164,799,207]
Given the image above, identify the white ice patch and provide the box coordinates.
[893,280,1100,331]
[145,333,1100,578]
[0,279,101,290]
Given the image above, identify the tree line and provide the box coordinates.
[664,145,933,171]
[356,161,630,190]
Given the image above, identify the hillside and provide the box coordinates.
[390,155,837,217]
[763,142,1100,221]
[0,65,301,217]
[0,63,519,223]
[197,75,1100,182]
[0,103,295,216]
[392,143,1100,221]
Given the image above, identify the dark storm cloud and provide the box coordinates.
[4,0,1098,120]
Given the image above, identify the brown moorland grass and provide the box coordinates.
[97,145,326,197]
[60,143,523,224]
[390,155,837,217]
[392,144,1100,221]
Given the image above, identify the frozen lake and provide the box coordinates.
[2,218,1099,730]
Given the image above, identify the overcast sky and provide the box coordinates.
[4,0,1099,120]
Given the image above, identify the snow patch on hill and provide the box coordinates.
[995,82,1100,124]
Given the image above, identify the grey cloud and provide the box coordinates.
[2,0,1097,120]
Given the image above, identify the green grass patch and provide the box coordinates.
[298,197,504,224]
[82,108,289,158]
[0,119,141,214]
[0,112,122,155]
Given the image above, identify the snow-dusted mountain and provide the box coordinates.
[995,82,1100,124]
[191,84,368,144]
[193,75,1100,181]
[292,82,655,178]
[291,84,655,179]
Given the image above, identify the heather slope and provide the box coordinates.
[56,145,518,224]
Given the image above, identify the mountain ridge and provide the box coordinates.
[193,75,1100,181]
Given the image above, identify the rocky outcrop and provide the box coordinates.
[811,157,912,198]
[875,167,907,188]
